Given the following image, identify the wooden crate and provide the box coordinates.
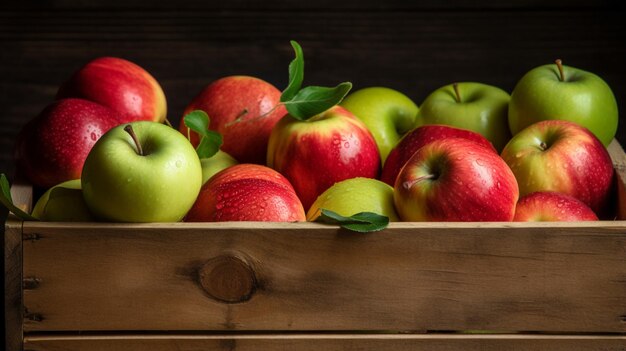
[4,140,626,350]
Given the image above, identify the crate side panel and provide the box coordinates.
[22,223,626,332]
[23,334,626,351]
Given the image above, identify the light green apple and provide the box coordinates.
[81,121,203,222]
[340,87,419,163]
[200,150,238,185]
[415,82,511,152]
[508,59,618,146]
[31,179,94,221]
[306,177,399,222]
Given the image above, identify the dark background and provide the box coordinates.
[2,0,626,346]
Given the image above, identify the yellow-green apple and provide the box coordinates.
[31,179,94,221]
[267,105,380,210]
[514,191,598,222]
[394,138,519,221]
[306,177,399,222]
[57,57,167,123]
[501,119,614,216]
[184,164,305,222]
[340,87,419,164]
[81,121,202,222]
[200,150,238,185]
[381,124,497,186]
[508,59,618,146]
[14,98,122,189]
[179,75,287,164]
[416,82,511,151]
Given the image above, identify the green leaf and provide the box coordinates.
[183,110,223,159]
[315,208,388,233]
[281,40,305,102]
[283,82,353,120]
[0,174,37,221]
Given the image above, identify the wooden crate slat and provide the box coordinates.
[23,333,626,351]
[22,221,626,333]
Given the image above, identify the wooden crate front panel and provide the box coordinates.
[22,333,626,351]
[22,221,626,333]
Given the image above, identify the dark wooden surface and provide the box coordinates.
[2,1,626,348]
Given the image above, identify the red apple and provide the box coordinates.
[500,120,614,216]
[179,75,287,164]
[184,164,305,222]
[381,124,497,186]
[267,105,380,210]
[394,138,519,221]
[57,57,167,123]
[14,98,122,189]
[514,191,598,221]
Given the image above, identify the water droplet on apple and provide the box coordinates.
[90,132,97,141]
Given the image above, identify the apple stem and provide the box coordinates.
[453,83,462,103]
[402,174,436,190]
[124,124,144,156]
[555,59,565,82]
[539,141,548,151]
[163,118,173,128]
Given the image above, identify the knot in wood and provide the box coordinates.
[198,255,257,303]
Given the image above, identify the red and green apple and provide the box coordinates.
[184,164,306,222]
[57,57,167,123]
[508,59,618,146]
[394,137,519,221]
[267,105,380,210]
[501,119,614,216]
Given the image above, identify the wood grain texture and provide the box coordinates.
[4,218,23,351]
[22,333,626,351]
[21,220,626,333]
[1,6,625,179]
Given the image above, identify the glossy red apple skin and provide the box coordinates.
[179,75,287,164]
[381,124,497,186]
[501,120,614,216]
[267,105,380,210]
[184,164,306,222]
[57,57,167,123]
[514,191,598,222]
[14,98,122,189]
[394,138,519,222]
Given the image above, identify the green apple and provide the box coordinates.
[31,179,94,222]
[81,121,203,222]
[415,82,511,151]
[508,59,618,146]
[340,87,419,163]
[200,150,238,185]
[306,177,399,222]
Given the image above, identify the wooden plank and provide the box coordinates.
[21,221,626,333]
[609,140,626,220]
[2,1,620,11]
[4,218,23,351]
[22,333,626,351]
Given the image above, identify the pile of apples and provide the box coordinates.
[4,42,619,229]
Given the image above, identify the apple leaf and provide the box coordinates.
[283,82,353,121]
[183,110,223,159]
[0,173,37,221]
[315,208,389,233]
[281,40,304,103]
